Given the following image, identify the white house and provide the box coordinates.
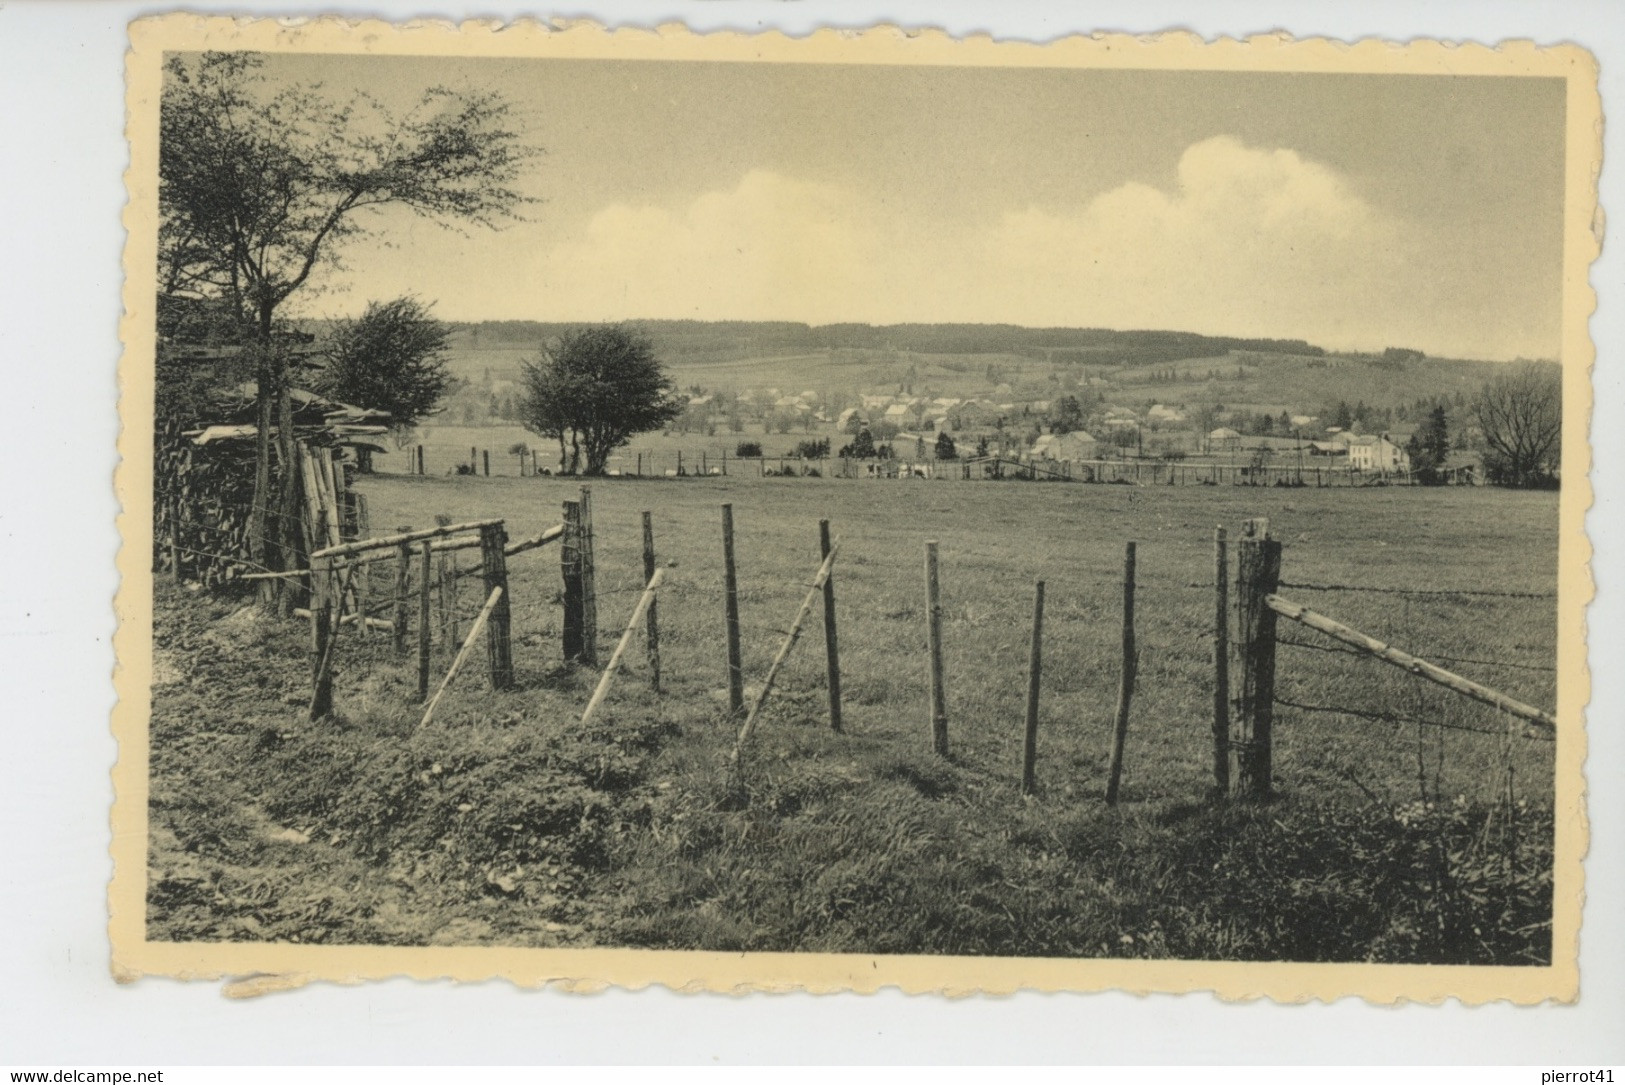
[1346,434,1410,472]
[837,407,868,431]
[1029,432,1099,461]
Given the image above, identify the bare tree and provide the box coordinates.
[1473,362,1562,488]
[159,53,533,606]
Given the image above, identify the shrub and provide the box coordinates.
[735,441,763,458]
[795,437,831,459]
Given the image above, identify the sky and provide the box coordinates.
[247,53,1566,361]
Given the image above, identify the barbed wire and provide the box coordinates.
[1277,580,1555,600]
[1273,696,1553,742]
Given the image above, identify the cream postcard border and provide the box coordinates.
[112,14,1599,1003]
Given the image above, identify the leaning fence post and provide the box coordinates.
[727,541,842,786]
[1235,518,1281,799]
[419,586,503,730]
[561,499,584,661]
[820,519,843,733]
[581,567,668,726]
[393,542,411,655]
[1021,579,1045,795]
[1105,542,1137,805]
[480,521,513,689]
[925,540,949,756]
[579,486,598,665]
[1212,526,1231,797]
[721,503,745,716]
[642,511,661,692]
[417,540,432,702]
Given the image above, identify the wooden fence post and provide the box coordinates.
[1235,518,1281,799]
[925,540,948,756]
[819,519,843,733]
[394,542,411,655]
[1212,526,1231,797]
[721,503,745,716]
[579,486,598,665]
[642,511,661,692]
[1021,579,1045,795]
[442,552,459,648]
[1105,542,1137,805]
[561,499,584,662]
[580,568,668,725]
[419,587,503,730]
[727,541,842,785]
[480,521,513,689]
[483,450,490,476]
[417,540,432,702]
[308,558,334,720]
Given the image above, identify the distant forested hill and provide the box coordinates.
[445,319,1324,368]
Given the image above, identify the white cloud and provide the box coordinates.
[529,170,890,324]
[979,136,1411,344]
[455,136,1548,359]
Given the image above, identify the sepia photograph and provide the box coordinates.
[111,17,1595,1001]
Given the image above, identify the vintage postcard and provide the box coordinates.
[113,16,1598,1002]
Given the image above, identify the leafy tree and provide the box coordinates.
[847,428,878,459]
[519,326,684,475]
[1405,405,1452,483]
[1474,363,1562,488]
[316,297,452,466]
[159,52,531,602]
[934,432,958,460]
[1048,394,1084,435]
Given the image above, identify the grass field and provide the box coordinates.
[147,476,1558,962]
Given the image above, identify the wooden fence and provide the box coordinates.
[387,442,1432,489]
[183,490,1556,811]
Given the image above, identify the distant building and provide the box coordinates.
[837,407,868,431]
[1029,432,1099,461]
[1346,434,1410,472]
[1148,403,1185,424]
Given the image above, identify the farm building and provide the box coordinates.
[1206,427,1242,453]
[1444,450,1484,485]
[1029,431,1099,461]
[1147,403,1186,424]
[837,407,868,431]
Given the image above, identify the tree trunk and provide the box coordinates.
[251,305,279,611]
[251,352,276,609]
[276,370,301,617]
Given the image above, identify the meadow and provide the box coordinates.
[147,474,1559,962]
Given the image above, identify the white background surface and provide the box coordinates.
[0,0,1620,1065]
